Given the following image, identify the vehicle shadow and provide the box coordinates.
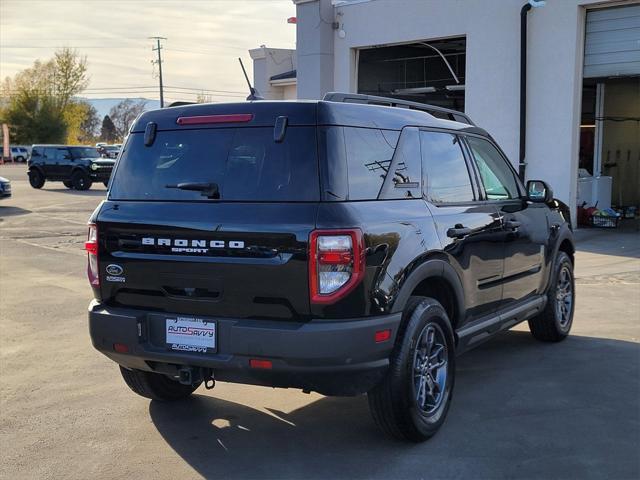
[0,206,32,218]
[149,331,640,479]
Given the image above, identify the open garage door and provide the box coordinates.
[584,4,640,78]
[357,37,466,113]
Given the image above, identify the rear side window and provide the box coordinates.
[43,148,56,160]
[31,148,42,158]
[420,131,474,203]
[344,127,399,200]
[109,127,319,202]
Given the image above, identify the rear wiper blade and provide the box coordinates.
[165,182,220,199]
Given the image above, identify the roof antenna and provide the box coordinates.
[238,58,264,101]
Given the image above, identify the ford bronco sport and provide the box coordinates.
[87,93,575,441]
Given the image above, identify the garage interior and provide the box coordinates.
[357,37,466,114]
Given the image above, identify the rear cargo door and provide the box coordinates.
[98,124,319,321]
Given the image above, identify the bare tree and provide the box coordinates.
[109,99,147,140]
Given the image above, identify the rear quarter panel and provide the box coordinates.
[314,199,440,319]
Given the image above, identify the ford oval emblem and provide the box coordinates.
[106,264,123,276]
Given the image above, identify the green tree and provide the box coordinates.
[100,115,117,143]
[0,48,89,144]
[64,100,99,144]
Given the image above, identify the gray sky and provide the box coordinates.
[0,0,296,103]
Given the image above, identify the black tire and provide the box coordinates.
[368,296,455,442]
[15,156,25,163]
[528,251,575,342]
[103,181,109,188]
[119,366,200,401]
[63,180,74,189]
[28,169,45,189]
[71,170,92,190]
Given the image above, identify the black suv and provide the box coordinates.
[28,145,115,190]
[86,94,575,441]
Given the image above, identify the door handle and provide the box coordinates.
[504,220,521,230]
[447,225,472,239]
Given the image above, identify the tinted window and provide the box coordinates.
[343,127,399,200]
[70,147,100,159]
[467,137,520,200]
[420,131,474,203]
[109,127,319,202]
[43,148,56,160]
[379,127,421,199]
[31,148,42,158]
[55,148,71,161]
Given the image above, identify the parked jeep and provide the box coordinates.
[28,145,115,190]
[86,94,575,441]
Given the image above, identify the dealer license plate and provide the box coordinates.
[165,316,216,353]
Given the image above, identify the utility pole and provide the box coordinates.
[150,36,167,108]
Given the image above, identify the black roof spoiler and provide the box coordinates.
[322,92,475,126]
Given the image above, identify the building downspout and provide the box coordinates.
[519,0,545,181]
[519,2,532,182]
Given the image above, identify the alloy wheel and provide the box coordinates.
[413,323,448,414]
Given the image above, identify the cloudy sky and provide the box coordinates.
[0,0,296,103]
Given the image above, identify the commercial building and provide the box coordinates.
[280,0,640,223]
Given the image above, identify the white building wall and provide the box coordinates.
[295,0,626,217]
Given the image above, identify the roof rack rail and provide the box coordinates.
[322,92,475,126]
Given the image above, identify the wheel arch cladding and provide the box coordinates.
[558,238,575,264]
[392,259,465,329]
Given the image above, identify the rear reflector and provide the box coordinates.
[249,359,273,369]
[374,329,391,343]
[176,114,253,125]
[113,343,129,353]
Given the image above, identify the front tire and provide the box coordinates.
[71,170,92,190]
[368,297,455,442]
[119,367,200,401]
[528,251,575,342]
[28,170,45,189]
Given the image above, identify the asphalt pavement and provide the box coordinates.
[1,163,638,480]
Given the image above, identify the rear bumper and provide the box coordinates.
[88,301,402,395]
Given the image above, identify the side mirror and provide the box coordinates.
[527,180,553,204]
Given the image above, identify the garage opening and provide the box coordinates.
[578,4,640,224]
[357,37,466,113]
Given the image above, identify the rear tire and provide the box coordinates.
[528,251,574,342]
[368,296,455,442]
[71,170,92,190]
[119,367,200,401]
[103,181,109,188]
[63,180,74,189]
[28,170,45,189]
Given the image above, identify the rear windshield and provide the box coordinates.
[109,127,319,202]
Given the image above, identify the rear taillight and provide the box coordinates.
[309,229,365,304]
[85,223,99,286]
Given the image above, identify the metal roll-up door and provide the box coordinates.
[584,4,640,78]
